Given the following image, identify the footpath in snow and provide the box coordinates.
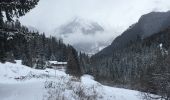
[0,61,144,100]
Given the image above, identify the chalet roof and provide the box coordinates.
[49,61,67,64]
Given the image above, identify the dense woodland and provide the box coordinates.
[0,20,81,75]
[0,0,81,76]
[81,28,170,99]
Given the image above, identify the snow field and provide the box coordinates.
[0,61,143,100]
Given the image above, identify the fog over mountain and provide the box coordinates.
[19,0,170,53]
[54,17,115,54]
[55,18,104,36]
[94,11,170,57]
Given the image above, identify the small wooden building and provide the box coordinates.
[47,61,67,71]
[49,61,67,67]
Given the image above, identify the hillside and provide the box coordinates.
[88,26,170,99]
[0,21,82,77]
[80,11,170,99]
[94,11,170,58]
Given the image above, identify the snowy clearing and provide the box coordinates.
[0,61,144,100]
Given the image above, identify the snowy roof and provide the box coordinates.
[49,61,67,64]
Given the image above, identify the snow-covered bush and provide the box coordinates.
[44,75,104,100]
[72,84,100,100]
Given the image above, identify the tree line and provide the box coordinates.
[80,28,170,99]
[0,0,81,76]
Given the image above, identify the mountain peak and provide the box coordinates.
[138,11,170,38]
[94,10,170,57]
[55,17,104,35]
[53,17,108,54]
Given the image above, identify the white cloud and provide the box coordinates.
[19,0,170,53]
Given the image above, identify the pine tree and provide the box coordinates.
[0,0,39,21]
[66,46,81,76]
[0,33,6,63]
[0,0,39,63]
[0,10,3,26]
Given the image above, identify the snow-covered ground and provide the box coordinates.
[0,61,144,100]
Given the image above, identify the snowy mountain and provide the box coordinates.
[55,17,104,36]
[53,17,113,54]
[0,61,145,100]
[94,11,170,57]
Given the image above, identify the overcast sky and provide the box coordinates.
[20,0,170,36]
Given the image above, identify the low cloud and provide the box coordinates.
[19,0,170,53]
